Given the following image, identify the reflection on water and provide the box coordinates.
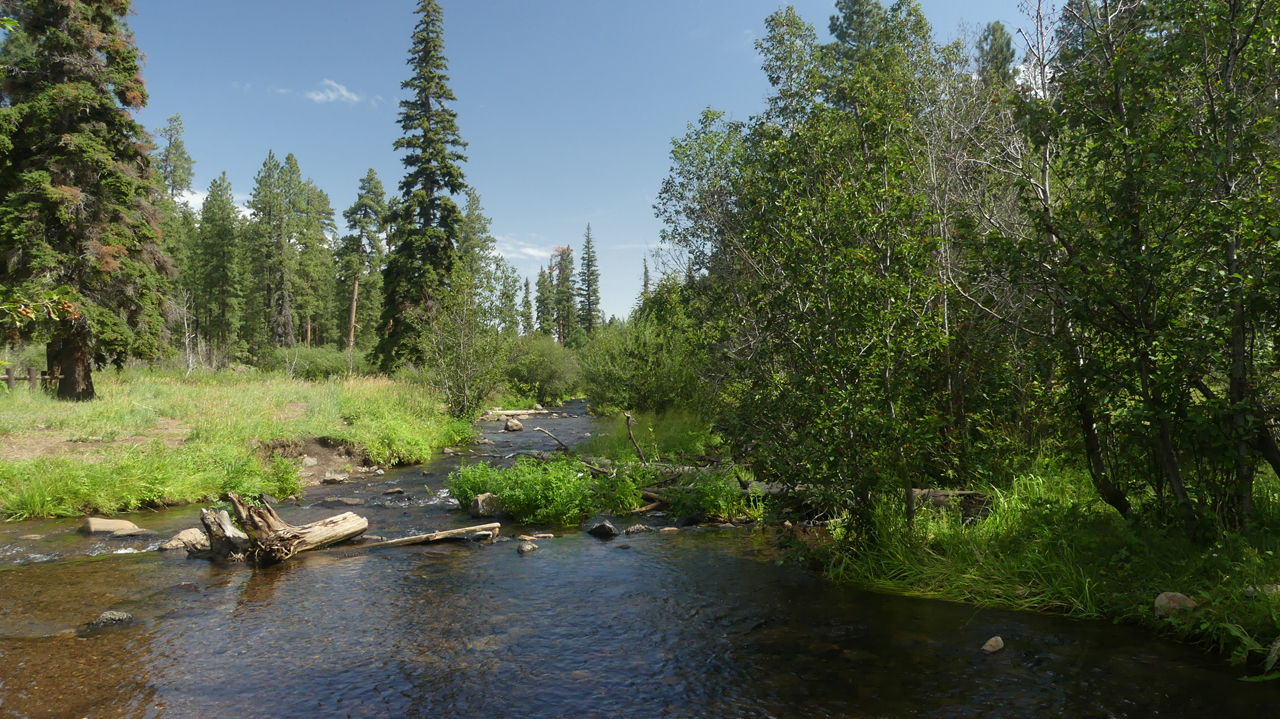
[2,529,1278,719]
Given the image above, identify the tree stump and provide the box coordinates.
[226,492,368,564]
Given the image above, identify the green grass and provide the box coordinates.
[449,455,598,525]
[822,464,1280,672]
[578,409,721,462]
[0,368,472,519]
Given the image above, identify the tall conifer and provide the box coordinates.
[0,0,174,399]
[338,169,388,352]
[192,173,243,356]
[534,266,554,335]
[519,279,534,336]
[378,0,468,368]
[578,225,601,334]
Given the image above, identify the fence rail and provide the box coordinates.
[3,366,62,392]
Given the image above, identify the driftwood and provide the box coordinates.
[225,492,369,564]
[195,508,251,561]
[362,522,501,549]
[623,412,647,464]
[531,427,571,451]
[631,500,665,514]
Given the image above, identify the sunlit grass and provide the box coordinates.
[0,368,472,518]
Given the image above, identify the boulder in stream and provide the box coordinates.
[585,519,620,539]
[160,527,210,552]
[85,610,134,633]
[505,418,523,432]
[322,470,350,484]
[78,517,140,535]
[517,541,538,554]
[470,492,501,518]
[982,636,1005,654]
[1154,592,1198,616]
[625,524,655,535]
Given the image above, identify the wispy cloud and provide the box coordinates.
[305,79,363,104]
[495,235,558,263]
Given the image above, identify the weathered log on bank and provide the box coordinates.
[225,492,369,563]
[193,507,251,561]
[362,522,502,549]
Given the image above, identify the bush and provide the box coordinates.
[449,455,595,525]
[578,310,707,414]
[578,409,721,462]
[505,335,579,405]
[256,346,369,380]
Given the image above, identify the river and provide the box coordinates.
[1,404,1276,718]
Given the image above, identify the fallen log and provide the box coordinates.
[487,409,558,417]
[631,499,665,514]
[226,492,369,564]
[363,522,502,549]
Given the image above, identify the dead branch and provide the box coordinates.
[532,426,571,451]
[362,522,502,549]
[624,412,647,464]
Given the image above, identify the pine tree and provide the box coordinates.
[192,173,244,357]
[293,176,337,348]
[0,0,174,399]
[154,113,195,202]
[551,246,577,345]
[519,279,534,336]
[378,0,468,369]
[245,151,299,351]
[977,21,1015,87]
[577,225,601,334]
[456,188,494,259]
[338,169,388,352]
[535,266,554,335]
[642,257,651,297]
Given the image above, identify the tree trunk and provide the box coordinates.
[347,277,360,351]
[55,331,95,401]
[1078,400,1130,517]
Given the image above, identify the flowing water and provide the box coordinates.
[1,403,1276,718]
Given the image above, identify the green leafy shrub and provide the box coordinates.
[257,346,369,380]
[505,335,579,405]
[449,456,595,525]
[578,409,720,462]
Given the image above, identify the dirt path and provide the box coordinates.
[0,417,190,463]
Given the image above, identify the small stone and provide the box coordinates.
[561,413,570,418]
[534,404,544,410]
[86,611,133,631]
[18,534,43,541]
[470,492,500,518]
[659,527,680,534]
[301,456,318,467]
[616,543,632,549]
[1154,592,1198,616]
[518,414,530,420]
[374,468,386,476]
[532,532,555,539]
[982,636,1004,654]
[324,497,364,506]
[160,527,209,552]
[78,517,140,535]
[718,523,737,529]
[625,524,655,535]
[261,494,279,504]
[383,487,405,495]
[444,447,457,455]
[517,542,538,555]
[505,418,523,432]
[322,470,350,484]
[585,519,619,539]
[1262,584,1280,595]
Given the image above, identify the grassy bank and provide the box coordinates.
[0,368,471,519]
[820,465,1280,675]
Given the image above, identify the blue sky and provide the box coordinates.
[131,0,1024,320]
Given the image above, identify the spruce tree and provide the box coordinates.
[245,151,298,351]
[519,278,534,336]
[338,169,388,352]
[192,173,243,357]
[551,246,577,345]
[154,113,195,202]
[577,225,601,334]
[535,266,554,335]
[378,0,468,368]
[0,0,174,399]
[293,176,337,348]
[642,257,651,297]
[977,21,1015,87]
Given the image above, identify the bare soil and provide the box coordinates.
[0,417,190,464]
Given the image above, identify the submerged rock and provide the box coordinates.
[160,527,209,552]
[1154,592,1198,616]
[86,610,134,632]
[323,497,364,507]
[505,418,524,432]
[374,468,386,476]
[517,542,538,555]
[18,534,43,541]
[78,517,140,535]
[585,519,620,539]
[470,492,500,518]
[625,524,655,535]
[982,636,1005,654]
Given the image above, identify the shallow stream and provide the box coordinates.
[1,403,1277,718]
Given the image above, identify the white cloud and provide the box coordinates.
[305,79,362,104]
